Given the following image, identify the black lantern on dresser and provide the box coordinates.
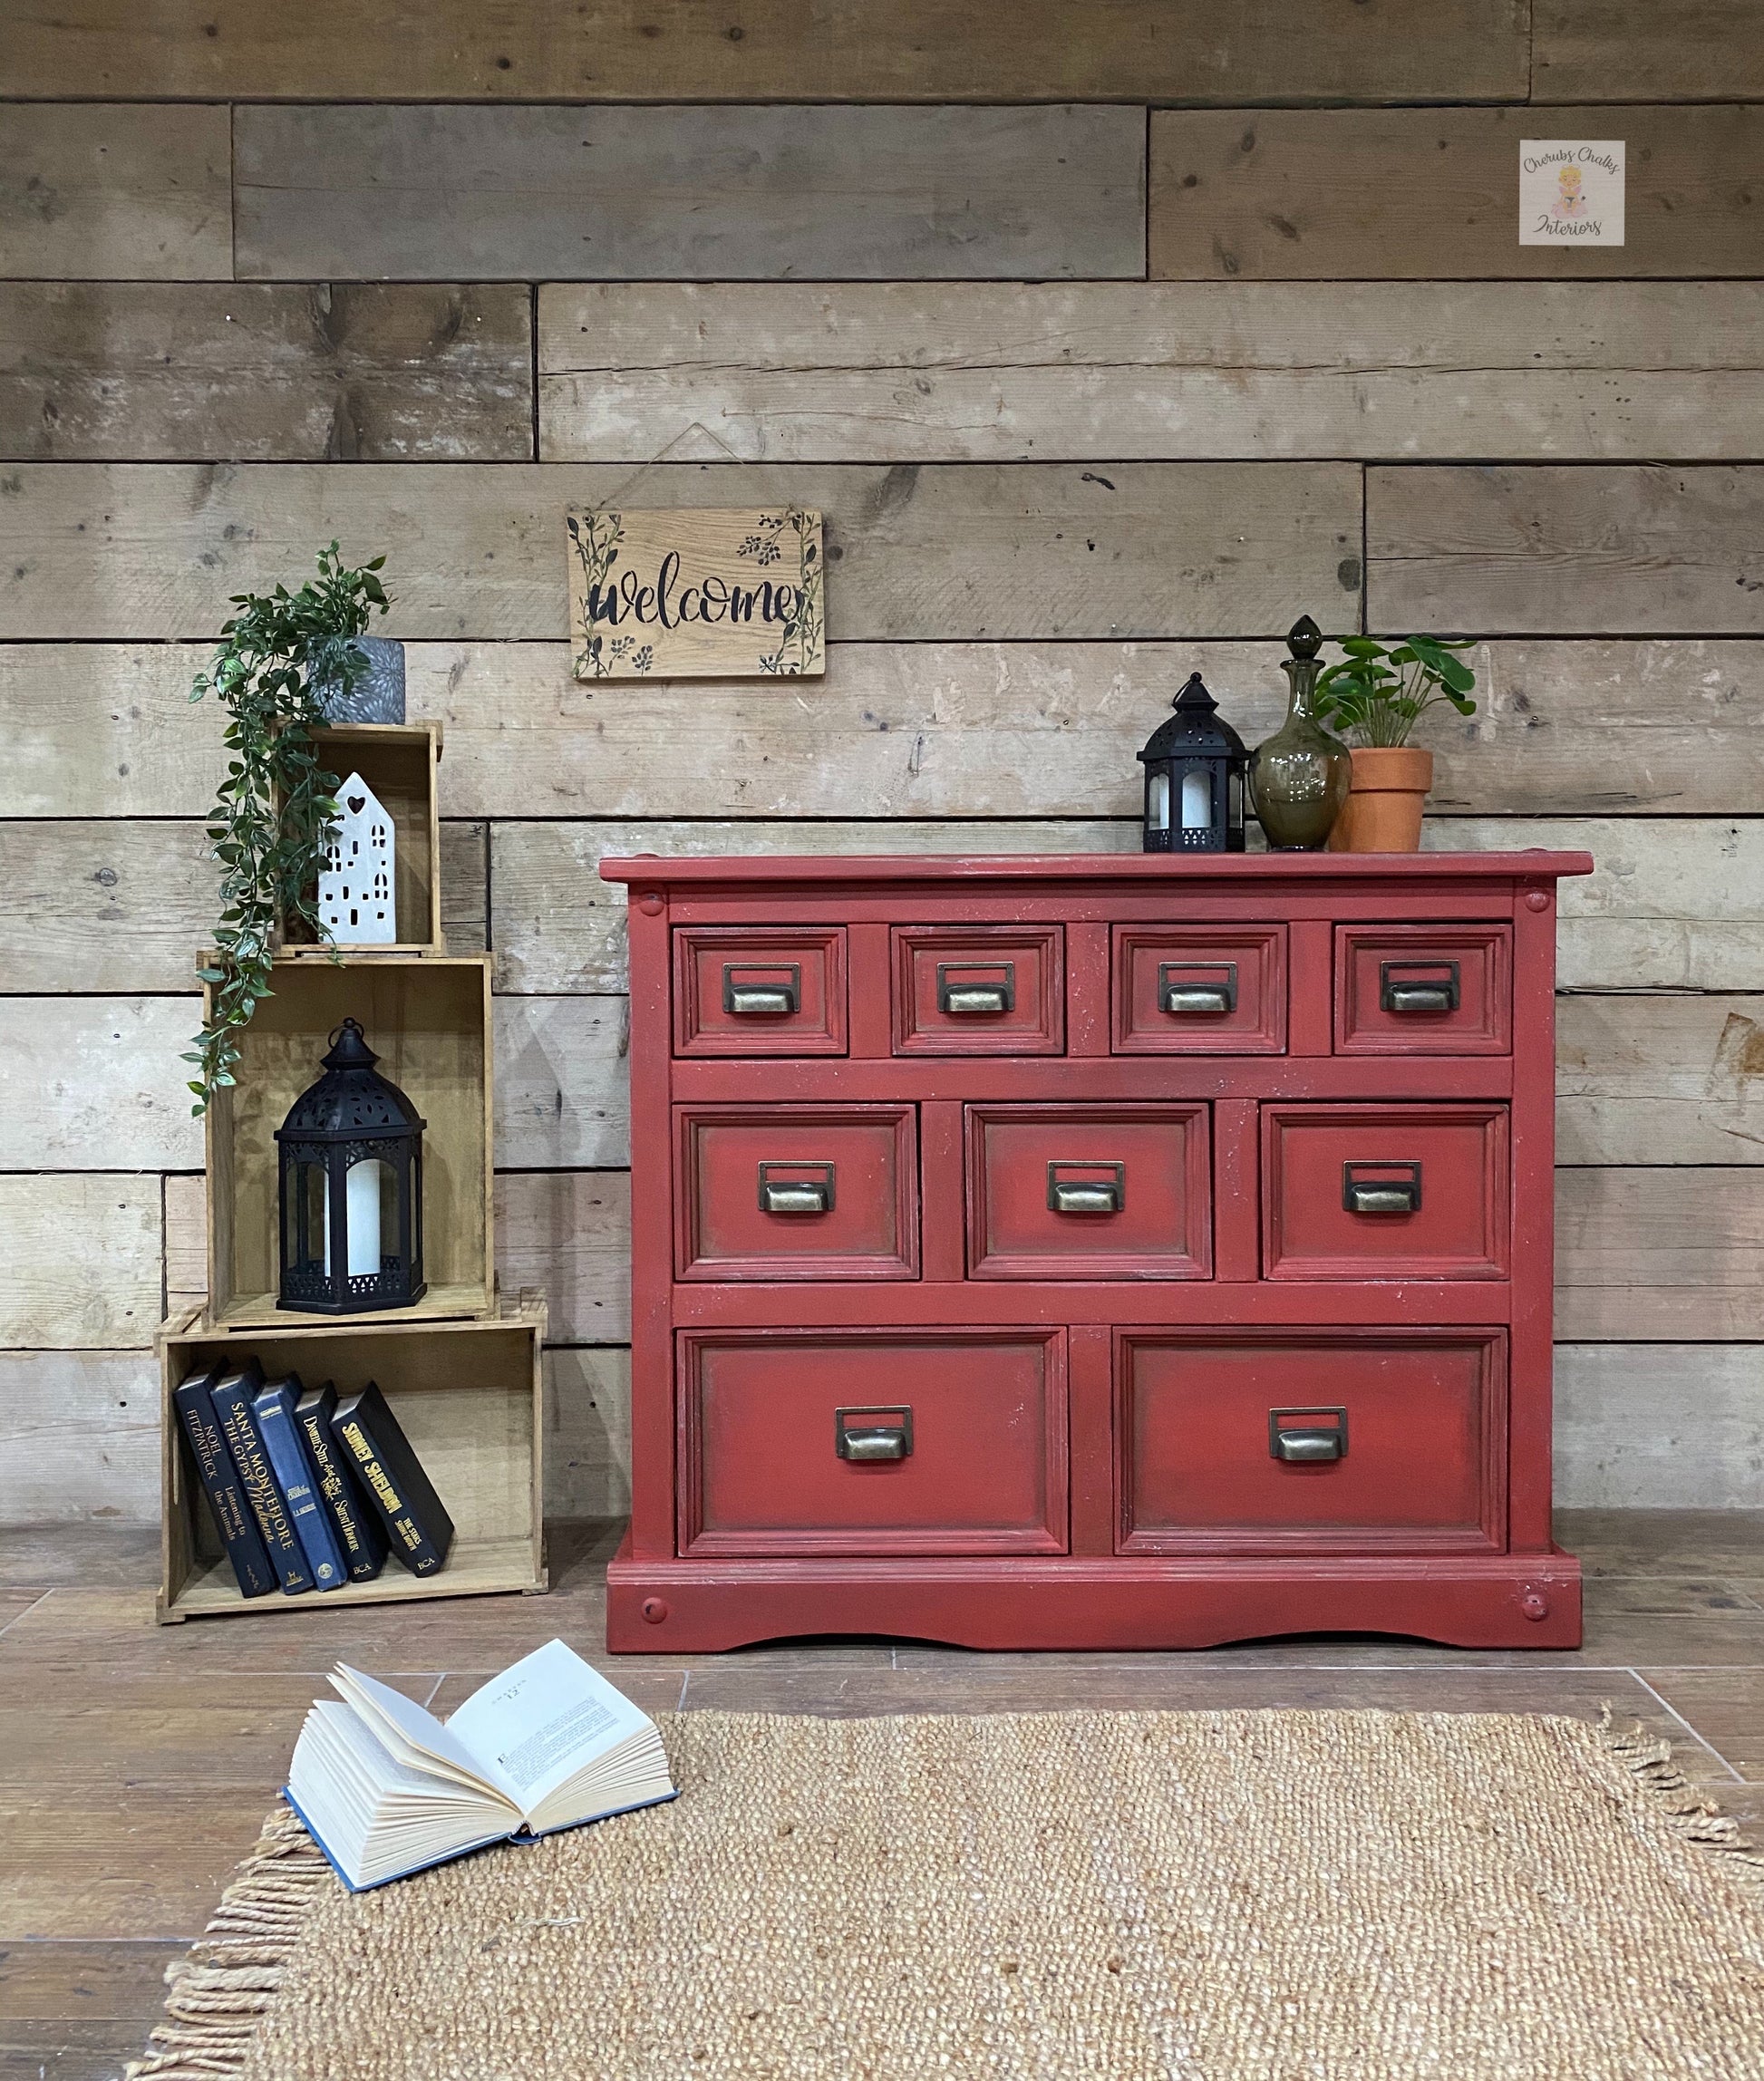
[275,1020,426,1314]
[1138,672,1248,853]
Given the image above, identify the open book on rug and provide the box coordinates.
[285,1638,676,1892]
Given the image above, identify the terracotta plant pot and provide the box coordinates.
[1326,746,1434,853]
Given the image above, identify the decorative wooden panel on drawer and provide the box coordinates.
[1263,1103,1509,1281]
[674,1105,919,1282]
[677,1327,1068,1557]
[892,924,1063,1055]
[1112,924,1286,1054]
[1335,924,1512,1055]
[673,926,847,1056]
[966,1102,1212,1281]
[1118,1329,1507,1555]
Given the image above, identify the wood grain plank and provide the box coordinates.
[0,999,200,1171]
[0,1939,183,2022]
[1556,1167,1764,1341]
[235,105,1144,283]
[161,1176,205,1321]
[0,1353,158,1525]
[546,1347,631,1520]
[0,1178,160,1350]
[1556,1345,1764,1510]
[495,996,629,1170]
[1370,468,1764,636]
[0,104,229,280]
[0,822,214,992]
[495,1171,631,1345]
[1534,3,1764,101]
[0,285,534,462]
[540,280,1764,463]
[0,4,1529,103]
[1428,818,1764,992]
[0,464,1363,643]
[10,639,1763,823]
[1150,106,1764,281]
[1557,993,1764,1166]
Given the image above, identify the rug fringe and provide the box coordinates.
[1596,1704,1764,1898]
[123,1806,331,2081]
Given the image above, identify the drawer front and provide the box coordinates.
[1119,1330,1506,1553]
[1264,1104,1508,1281]
[675,1105,918,1282]
[1112,924,1286,1054]
[678,1328,1068,1555]
[892,924,1064,1055]
[1335,924,1511,1055]
[967,1103,1212,1281]
[674,926,847,1056]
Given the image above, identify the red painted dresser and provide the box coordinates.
[599,851,1593,1654]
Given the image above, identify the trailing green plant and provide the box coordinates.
[1313,634,1478,749]
[183,542,391,1114]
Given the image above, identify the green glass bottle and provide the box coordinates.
[1248,615,1351,850]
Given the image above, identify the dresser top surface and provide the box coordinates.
[600,849,1594,887]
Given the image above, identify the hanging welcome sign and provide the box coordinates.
[566,507,825,680]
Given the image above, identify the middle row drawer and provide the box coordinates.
[674,1102,1509,1282]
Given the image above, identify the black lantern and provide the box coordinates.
[1138,672,1248,853]
[276,1020,426,1314]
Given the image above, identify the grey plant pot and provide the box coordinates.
[312,635,406,724]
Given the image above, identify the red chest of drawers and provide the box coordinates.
[600,850,1592,1654]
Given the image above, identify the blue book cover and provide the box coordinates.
[209,1361,314,1595]
[171,1369,277,1599]
[254,1375,348,1592]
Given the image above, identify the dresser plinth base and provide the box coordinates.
[606,1536,1583,1654]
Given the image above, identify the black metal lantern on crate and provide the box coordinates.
[1138,672,1248,853]
[276,1020,426,1314]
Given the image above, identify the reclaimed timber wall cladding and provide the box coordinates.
[2,5,1761,1524]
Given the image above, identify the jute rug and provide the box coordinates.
[129,1709,1764,2081]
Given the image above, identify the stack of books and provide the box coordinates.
[172,1360,454,1599]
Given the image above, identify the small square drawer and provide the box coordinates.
[1335,924,1511,1055]
[1117,1329,1506,1553]
[966,1102,1211,1281]
[674,1105,917,1282]
[892,924,1063,1055]
[1263,1103,1508,1281]
[1112,924,1286,1054]
[677,1327,1068,1556]
[674,926,847,1056]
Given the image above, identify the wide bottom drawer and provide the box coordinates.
[1118,1329,1507,1555]
[677,1328,1068,1557]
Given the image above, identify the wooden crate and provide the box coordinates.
[279,721,444,954]
[158,1302,546,1621]
[204,952,494,1330]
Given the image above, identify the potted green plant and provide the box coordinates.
[1313,634,1478,852]
[183,543,392,1114]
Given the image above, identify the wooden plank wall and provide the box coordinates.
[4,5,1762,1524]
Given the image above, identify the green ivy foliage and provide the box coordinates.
[184,543,391,1115]
[1313,635,1478,750]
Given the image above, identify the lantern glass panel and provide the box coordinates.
[1147,770,1170,832]
[286,1159,327,1273]
[1180,767,1212,830]
[326,1157,393,1279]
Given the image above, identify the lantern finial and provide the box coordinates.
[323,1018,379,1071]
[1172,671,1217,715]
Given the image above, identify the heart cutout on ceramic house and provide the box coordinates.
[346,795,365,814]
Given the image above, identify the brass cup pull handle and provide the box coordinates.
[937,961,1016,1016]
[1159,961,1238,1017]
[835,1405,913,1461]
[1342,1161,1421,1216]
[758,1162,835,1215]
[1270,1406,1348,1463]
[723,962,801,1016]
[1381,959,1460,1015]
[1047,1160,1126,1215]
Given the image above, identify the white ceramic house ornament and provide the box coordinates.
[319,772,396,944]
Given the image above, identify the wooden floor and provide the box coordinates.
[2,1513,1761,2079]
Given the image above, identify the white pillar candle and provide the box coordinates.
[1180,769,1212,829]
[324,1160,384,1277]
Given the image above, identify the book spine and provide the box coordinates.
[332,1414,444,1575]
[256,1396,348,1592]
[171,1386,276,1599]
[296,1403,387,1583]
[211,1386,314,1594]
